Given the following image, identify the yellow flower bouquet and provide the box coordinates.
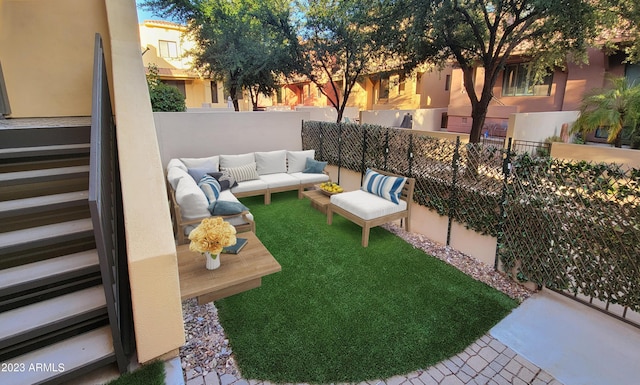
[188,217,237,257]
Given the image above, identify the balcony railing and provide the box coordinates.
[89,33,134,372]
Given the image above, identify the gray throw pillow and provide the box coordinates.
[208,171,238,191]
[208,200,249,215]
[303,158,328,174]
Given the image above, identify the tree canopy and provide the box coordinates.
[141,0,298,111]
[395,0,599,143]
[291,0,399,123]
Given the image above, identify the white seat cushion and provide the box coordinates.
[179,156,220,170]
[259,173,300,188]
[167,166,190,190]
[330,190,406,220]
[289,172,329,184]
[255,150,287,175]
[287,150,315,173]
[231,178,268,194]
[219,153,255,168]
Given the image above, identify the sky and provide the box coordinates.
[136,1,173,23]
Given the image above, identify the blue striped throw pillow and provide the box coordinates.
[198,175,221,203]
[361,169,406,204]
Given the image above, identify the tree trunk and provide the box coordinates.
[336,108,344,124]
[229,84,240,112]
[469,96,491,143]
[614,131,623,148]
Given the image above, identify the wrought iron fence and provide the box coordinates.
[302,121,640,327]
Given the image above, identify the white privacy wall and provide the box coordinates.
[154,111,310,167]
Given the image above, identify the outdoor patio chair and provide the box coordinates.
[327,168,415,247]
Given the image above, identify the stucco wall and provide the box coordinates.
[293,106,359,122]
[106,0,185,364]
[154,111,311,166]
[551,143,640,169]
[0,0,111,117]
[506,111,580,143]
[360,108,448,131]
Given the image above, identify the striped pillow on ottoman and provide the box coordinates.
[361,169,406,204]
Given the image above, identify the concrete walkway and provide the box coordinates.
[491,290,640,385]
[183,289,640,385]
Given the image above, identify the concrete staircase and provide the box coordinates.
[0,121,120,384]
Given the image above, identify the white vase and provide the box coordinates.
[205,252,221,270]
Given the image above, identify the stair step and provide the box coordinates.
[0,218,93,255]
[0,286,107,349]
[0,165,90,187]
[0,250,100,297]
[0,325,115,385]
[0,190,89,219]
[0,143,90,160]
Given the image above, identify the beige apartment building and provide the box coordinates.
[139,20,226,109]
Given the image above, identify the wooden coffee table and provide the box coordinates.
[176,231,281,304]
[301,188,332,214]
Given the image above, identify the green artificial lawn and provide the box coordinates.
[106,360,164,385]
[216,191,518,383]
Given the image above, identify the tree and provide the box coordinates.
[598,1,640,63]
[396,0,598,143]
[571,76,640,148]
[141,0,297,111]
[291,0,398,123]
[146,63,186,112]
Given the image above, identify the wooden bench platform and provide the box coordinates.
[176,231,281,304]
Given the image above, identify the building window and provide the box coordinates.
[158,40,179,58]
[416,72,423,94]
[276,87,283,104]
[379,75,389,100]
[626,63,640,86]
[210,81,218,103]
[502,63,552,96]
[445,74,451,91]
[162,80,186,98]
[398,73,406,94]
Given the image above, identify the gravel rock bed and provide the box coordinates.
[179,224,534,380]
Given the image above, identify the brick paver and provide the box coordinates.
[191,333,565,385]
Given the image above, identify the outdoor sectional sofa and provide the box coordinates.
[166,149,329,244]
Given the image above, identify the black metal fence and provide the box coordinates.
[302,121,640,327]
[89,33,133,372]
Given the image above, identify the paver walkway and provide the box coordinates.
[183,333,562,385]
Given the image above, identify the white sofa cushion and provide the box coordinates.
[289,172,329,184]
[255,150,287,175]
[259,173,300,188]
[167,166,190,190]
[219,153,255,168]
[167,158,188,172]
[287,150,315,173]
[175,176,210,219]
[180,156,220,171]
[330,190,406,220]
[231,178,269,194]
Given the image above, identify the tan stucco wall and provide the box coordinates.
[154,110,311,166]
[551,143,640,169]
[0,0,111,117]
[106,0,185,363]
[418,67,452,109]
